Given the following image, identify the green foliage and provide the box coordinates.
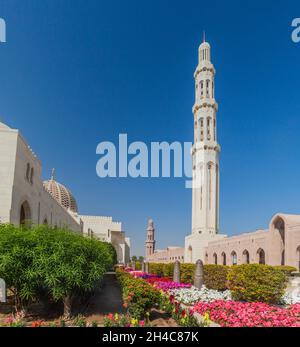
[227,264,288,304]
[149,263,165,276]
[0,224,116,313]
[73,315,87,327]
[180,264,196,283]
[0,224,41,310]
[116,269,160,320]
[273,266,297,277]
[163,263,174,278]
[204,265,229,291]
[135,261,142,271]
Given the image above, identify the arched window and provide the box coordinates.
[200,118,204,141]
[200,81,204,98]
[30,167,34,184]
[257,248,265,265]
[213,253,217,265]
[231,251,237,265]
[205,253,208,263]
[213,119,216,141]
[43,218,48,225]
[207,118,211,140]
[26,163,30,181]
[242,250,250,264]
[221,252,226,265]
[206,80,210,98]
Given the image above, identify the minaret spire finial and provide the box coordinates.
[51,168,55,180]
[203,30,206,43]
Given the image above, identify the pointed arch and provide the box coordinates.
[257,248,265,265]
[20,200,31,225]
[242,250,250,264]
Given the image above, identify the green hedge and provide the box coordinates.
[227,264,288,304]
[148,262,228,290]
[273,265,297,277]
[204,265,230,291]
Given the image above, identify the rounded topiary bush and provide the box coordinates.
[227,264,288,304]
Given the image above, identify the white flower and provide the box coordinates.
[168,286,232,305]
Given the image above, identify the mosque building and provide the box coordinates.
[0,121,130,264]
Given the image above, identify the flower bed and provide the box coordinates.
[193,300,300,327]
[153,281,192,291]
[104,313,146,327]
[168,286,231,306]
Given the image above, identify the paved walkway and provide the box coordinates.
[84,272,125,319]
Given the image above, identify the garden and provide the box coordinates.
[0,224,117,327]
[1,224,300,328]
[104,263,300,327]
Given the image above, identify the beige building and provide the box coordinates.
[0,121,130,264]
[205,214,300,270]
[146,40,300,270]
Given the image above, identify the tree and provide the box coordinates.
[0,224,116,317]
[32,226,116,318]
[0,224,40,311]
[131,256,137,262]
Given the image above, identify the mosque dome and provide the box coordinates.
[43,169,78,213]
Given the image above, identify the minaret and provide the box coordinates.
[191,38,220,235]
[145,219,155,260]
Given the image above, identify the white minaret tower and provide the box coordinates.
[145,219,155,260]
[185,37,225,263]
[192,37,220,235]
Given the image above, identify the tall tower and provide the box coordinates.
[191,39,220,236]
[145,219,155,259]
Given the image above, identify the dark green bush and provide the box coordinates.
[227,264,288,304]
[0,224,116,316]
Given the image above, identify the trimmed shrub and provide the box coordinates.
[163,263,174,278]
[273,266,297,277]
[180,264,196,283]
[204,265,229,291]
[227,264,288,304]
[149,263,165,276]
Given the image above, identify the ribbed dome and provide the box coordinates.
[43,169,78,213]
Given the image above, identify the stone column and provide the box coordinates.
[145,262,149,274]
[194,259,204,289]
[173,261,181,283]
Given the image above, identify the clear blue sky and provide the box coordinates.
[0,0,300,256]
